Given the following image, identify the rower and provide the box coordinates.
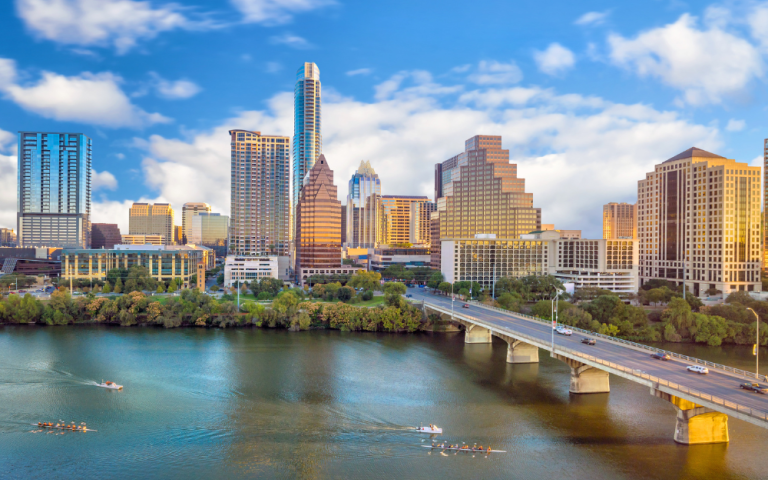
[487,447,491,453]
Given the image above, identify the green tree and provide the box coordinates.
[383,282,407,296]
[692,313,728,346]
[427,271,444,291]
[167,281,177,294]
[496,292,523,311]
[156,283,165,293]
[337,286,355,302]
[102,281,112,294]
[113,278,123,294]
[272,291,299,314]
[348,271,382,291]
[438,282,453,295]
[662,297,694,339]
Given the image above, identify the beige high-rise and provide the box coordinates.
[409,200,436,245]
[182,202,211,243]
[380,195,431,246]
[129,203,175,245]
[638,147,761,296]
[603,202,637,239]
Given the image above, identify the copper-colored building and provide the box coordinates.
[380,195,431,245]
[91,223,122,249]
[435,135,541,242]
[603,202,637,239]
[295,154,342,272]
[429,211,441,270]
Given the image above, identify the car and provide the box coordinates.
[686,365,709,374]
[462,304,470,308]
[651,352,671,361]
[556,327,573,336]
[740,382,768,394]
[405,294,413,298]
[581,338,596,345]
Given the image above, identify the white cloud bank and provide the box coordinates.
[91,169,118,191]
[231,0,335,24]
[0,58,169,128]
[533,43,576,75]
[0,130,17,230]
[123,70,720,238]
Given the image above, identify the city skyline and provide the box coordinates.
[1,1,766,238]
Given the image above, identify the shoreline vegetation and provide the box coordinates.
[1,266,767,348]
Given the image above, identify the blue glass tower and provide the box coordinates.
[346,160,381,248]
[291,62,322,244]
[17,132,91,248]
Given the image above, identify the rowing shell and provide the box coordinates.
[422,445,506,453]
[33,424,97,432]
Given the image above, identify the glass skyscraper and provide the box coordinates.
[291,62,322,243]
[17,132,91,248]
[345,160,381,248]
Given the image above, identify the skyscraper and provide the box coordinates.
[603,202,637,239]
[229,129,290,257]
[295,154,341,276]
[91,223,122,249]
[129,203,174,245]
[292,62,322,243]
[380,195,431,245]
[17,132,91,248]
[764,138,768,273]
[345,160,381,248]
[410,200,437,245]
[638,147,761,296]
[189,212,229,257]
[182,202,211,243]
[435,135,541,242]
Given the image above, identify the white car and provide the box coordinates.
[686,365,709,374]
[555,327,573,336]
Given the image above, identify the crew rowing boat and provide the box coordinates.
[422,445,506,453]
[33,423,97,432]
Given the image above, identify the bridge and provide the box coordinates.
[407,289,768,445]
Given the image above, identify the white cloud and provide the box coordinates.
[469,60,523,85]
[265,61,282,73]
[150,73,202,99]
[725,119,745,131]
[0,129,16,229]
[575,11,609,26]
[125,73,720,238]
[0,58,169,128]
[608,14,764,105]
[16,0,205,54]
[231,0,335,24]
[749,4,768,48]
[91,169,118,191]
[269,33,313,49]
[533,43,576,75]
[346,68,373,76]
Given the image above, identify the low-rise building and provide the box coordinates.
[369,247,431,270]
[224,256,278,286]
[121,234,164,245]
[91,224,122,249]
[441,231,638,294]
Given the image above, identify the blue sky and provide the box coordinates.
[0,0,766,238]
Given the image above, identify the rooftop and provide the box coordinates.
[663,147,726,163]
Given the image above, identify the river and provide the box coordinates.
[1,326,767,479]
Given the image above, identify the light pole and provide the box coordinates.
[451,282,454,322]
[747,307,760,377]
[550,289,563,353]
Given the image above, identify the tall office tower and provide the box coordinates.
[174,225,183,245]
[182,202,211,243]
[128,203,175,245]
[429,211,441,269]
[295,154,341,272]
[0,228,17,246]
[638,147,762,296]
[603,202,637,239]
[764,138,768,273]
[340,205,347,245]
[435,135,541,242]
[91,223,122,249]
[410,200,436,245]
[379,195,430,245]
[229,129,290,256]
[17,132,91,248]
[345,160,381,247]
[292,62,322,243]
[190,212,229,257]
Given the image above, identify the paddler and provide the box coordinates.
[487,447,491,453]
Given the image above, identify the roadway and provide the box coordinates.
[407,288,768,421]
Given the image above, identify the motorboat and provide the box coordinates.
[416,424,442,434]
[97,380,123,390]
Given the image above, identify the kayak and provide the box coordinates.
[416,426,442,434]
[422,445,505,453]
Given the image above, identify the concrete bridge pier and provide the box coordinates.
[552,353,610,394]
[464,324,492,344]
[495,334,539,363]
[652,388,729,445]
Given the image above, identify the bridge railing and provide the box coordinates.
[464,299,765,382]
[418,299,768,424]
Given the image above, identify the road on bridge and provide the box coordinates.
[408,288,768,419]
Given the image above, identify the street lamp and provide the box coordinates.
[747,307,760,378]
[550,288,563,353]
[451,281,455,322]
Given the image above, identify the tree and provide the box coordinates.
[348,271,382,291]
[496,292,523,311]
[113,278,123,294]
[337,286,355,302]
[705,287,722,297]
[438,282,452,295]
[382,264,414,282]
[167,281,177,294]
[272,291,299,314]
[210,285,220,292]
[156,283,165,293]
[0,274,36,289]
[217,274,224,286]
[427,271,444,291]
[572,287,616,303]
[662,297,694,339]
[383,282,407,296]
[102,281,112,294]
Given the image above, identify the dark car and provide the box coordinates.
[581,338,596,345]
[462,304,470,309]
[651,352,671,361]
[740,382,768,394]
[405,294,413,298]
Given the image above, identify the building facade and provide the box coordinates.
[182,202,210,244]
[345,160,381,248]
[435,135,541,246]
[764,138,768,273]
[189,212,229,257]
[229,129,290,257]
[292,62,322,243]
[91,223,121,249]
[638,147,762,296]
[442,231,638,294]
[17,132,91,248]
[603,202,637,239]
[0,228,17,246]
[223,256,278,286]
[380,196,430,246]
[129,203,174,245]
[430,211,441,269]
[369,247,431,270]
[121,234,164,245]
[410,201,436,245]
